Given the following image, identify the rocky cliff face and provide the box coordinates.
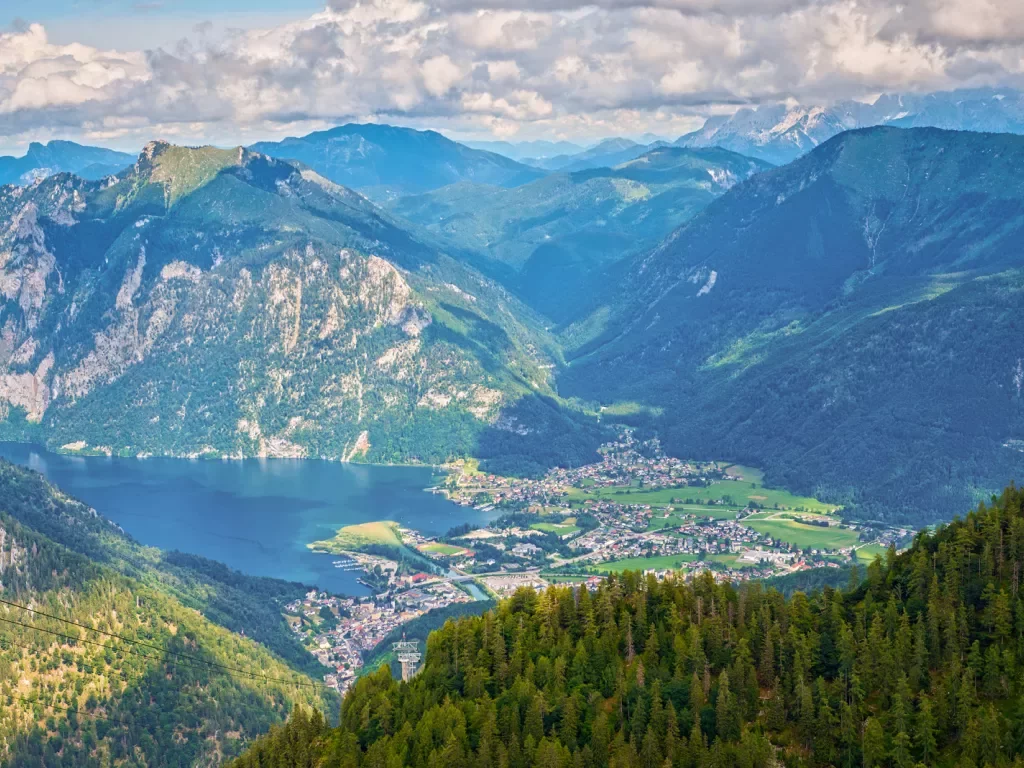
[0,143,561,462]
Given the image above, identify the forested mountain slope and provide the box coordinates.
[250,124,545,203]
[392,147,770,322]
[233,482,1024,768]
[0,142,601,471]
[0,460,333,766]
[563,127,1024,522]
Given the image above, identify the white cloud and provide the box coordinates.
[0,0,1023,152]
[422,54,463,96]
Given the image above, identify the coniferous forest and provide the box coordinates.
[234,484,1024,768]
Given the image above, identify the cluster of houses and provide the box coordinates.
[445,430,724,510]
[284,579,473,693]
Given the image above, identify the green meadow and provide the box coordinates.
[743,512,859,550]
[588,553,699,573]
[531,521,583,536]
[855,543,889,563]
[418,542,472,556]
[309,520,404,551]
[563,464,837,516]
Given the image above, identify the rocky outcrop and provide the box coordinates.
[0,351,53,421]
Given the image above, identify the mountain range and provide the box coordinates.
[0,141,135,186]
[564,126,1024,522]
[250,124,545,203]
[391,146,770,321]
[677,87,1024,165]
[3,112,1024,522]
[462,139,585,161]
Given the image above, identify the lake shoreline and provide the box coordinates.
[0,441,499,596]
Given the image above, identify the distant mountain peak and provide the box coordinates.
[677,86,1024,164]
[250,122,544,202]
[0,139,135,186]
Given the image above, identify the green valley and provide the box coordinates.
[391,147,770,321]
[563,127,1024,525]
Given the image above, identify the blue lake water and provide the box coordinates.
[0,443,496,596]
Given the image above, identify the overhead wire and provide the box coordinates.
[0,598,327,690]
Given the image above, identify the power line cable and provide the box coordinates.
[0,612,324,690]
[0,596,326,689]
[9,690,127,722]
[0,634,290,726]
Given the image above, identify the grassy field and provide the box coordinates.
[418,542,472,556]
[308,521,436,570]
[531,521,583,536]
[706,553,746,569]
[309,520,404,552]
[564,470,837,515]
[743,513,859,550]
[588,553,699,573]
[645,506,741,529]
[855,543,888,563]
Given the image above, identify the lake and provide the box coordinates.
[0,443,497,596]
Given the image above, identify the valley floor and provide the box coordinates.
[296,429,911,690]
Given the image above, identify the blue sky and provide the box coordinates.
[1,0,1023,156]
[3,0,319,48]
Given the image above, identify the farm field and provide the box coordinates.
[706,553,751,569]
[743,512,859,550]
[564,469,838,515]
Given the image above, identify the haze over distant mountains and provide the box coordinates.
[392,146,770,321]
[675,87,1024,165]
[249,124,545,203]
[0,140,135,185]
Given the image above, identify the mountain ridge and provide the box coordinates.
[250,123,546,203]
[391,145,771,322]
[0,459,332,766]
[0,140,135,186]
[677,87,1024,165]
[563,126,1024,521]
[0,141,602,474]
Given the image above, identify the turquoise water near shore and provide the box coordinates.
[0,443,496,596]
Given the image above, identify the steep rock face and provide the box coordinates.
[0,144,566,463]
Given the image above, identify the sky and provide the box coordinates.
[1,0,1024,155]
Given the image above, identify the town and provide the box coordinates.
[290,429,912,692]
